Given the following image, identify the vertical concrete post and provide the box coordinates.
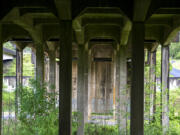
[35,42,44,84]
[15,48,23,117]
[115,47,120,120]
[131,22,144,135]
[113,49,117,119]
[88,49,92,120]
[44,55,49,82]
[116,45,127,134]
[119,46,127,133]
[16,48,23,86]
[31,48,36,78]
[59,21,72,135]
[89,54,96,114]
[149,51,156,121]
[77,44,88,135]
[161,46,169,134]
[77,44,85,135]
[49,51,56,91]
[49,51,56,106]
[84,46,89,124]
[0,24,3,135]
[56,62,59,92]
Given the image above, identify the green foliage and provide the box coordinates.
[2,91,15,112]
[72,112,119,135]
[2,83,15,112]
[3,42,15,50]
[85,124,118,135]
[23,53,35,76]
[156,46,161,78]
[4,59,16,76]
[4,50,35,77]
[16,79,58,135]
[144,46,180,135]
[170,42,180,59]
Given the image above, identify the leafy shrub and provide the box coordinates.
[85,124,118,135]
[17,79,58,135]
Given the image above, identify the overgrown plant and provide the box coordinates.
[16,79,58,135]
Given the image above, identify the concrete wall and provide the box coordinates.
[91,61,113,113]
[72,44,115,113]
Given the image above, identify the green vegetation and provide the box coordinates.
[3,42,15,51]
[170,42,180,59]
[23,53,35,76]
[2,79,180,135]
[2,84,15,112]
[4,47,35,77]
[3,80,58,135]
[2,91,15,112]
[4,59,16,76]
[2,43,180,135]
[17,79,58,135]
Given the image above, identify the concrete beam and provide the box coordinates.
[156,8,180,14]
[59,21,72,135]
[131,22,144,135]
[42,24,61,41]
[79,7,125,17]
[145,25,164,43]
[120,19,132,46]
[162,17,180,45]
[2,23,30,41]
[146,18,172,27]
[133,0,152,21]
[82,17,123,27]
[161,46,169,135]
[55,0,71,20]
[84,24,121,44]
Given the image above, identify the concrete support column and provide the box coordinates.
[31,48,36,77]
[77,44,88,135]
[15,48,23,116]
[115,45,127,134]
[113,49,117,119]
[84,49,89,123]
[44,55,49,82]
[89,57,96,114]
[56,62,59,95]
[161,46,169,134]
[87,49,92,120]
[49,51,56,89]
[0,25,3,135]
[119,46,127,133]
[131,22,145,135]
[35,42,44,84]
[149,51,156,121]
[59,21,72,135]
[16,48,23,86]
[48,51,56,106]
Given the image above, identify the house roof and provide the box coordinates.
[170,68,180,77]
[3,48,16,56]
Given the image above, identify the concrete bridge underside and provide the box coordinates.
[0,0,179,135]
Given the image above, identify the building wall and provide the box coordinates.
[3,76,31,92]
